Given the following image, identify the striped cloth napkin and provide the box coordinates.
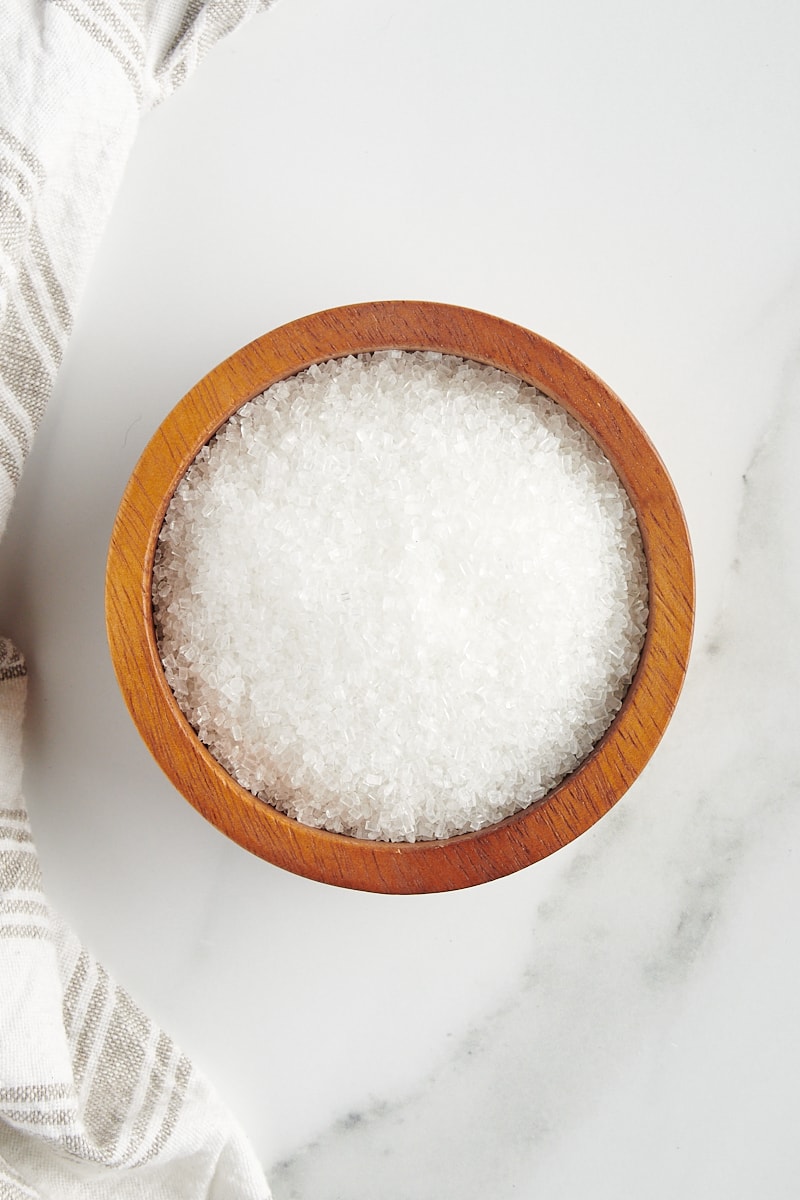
[1,2,274,1196]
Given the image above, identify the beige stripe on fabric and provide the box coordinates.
[0,923,47,938]
[83,987,150,1160]
[50,0,144,100]
[0,412,25,486]
[0,900,49,921]
[115,1022,161,1164]
[169,0,206,49]
[0,1084,72,1105]
[82,0,147,65]
[0,304,54,436]
[60,1133,110,1166]
[162,0,205,88]
[0,826,33,844]
[121,1030,175,1166]
[1,462,16,518]
[18,264,65,368]
[0,192,31,276]
[167,57,189,91]
[71,966,111,1090]
[0,638,25,667]
[28,223,72,334]
[116,0,147,23]
[0,145,71,336]
[6,256,65,380]
[0,156,34,222]
[62,948,92,1039]
[199,1,269,60]
[0,185,29,229]
[0,849,43,894]
[2,1108,75,1129]
[142,1053,193,1165]
[0,153,32,188]
[0,885,49,931]
[0,128,44,185]
[0,657,26,686]
[0,810,28,822]
[157,0,273,97]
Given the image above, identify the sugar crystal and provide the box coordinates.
[153,352,648,842]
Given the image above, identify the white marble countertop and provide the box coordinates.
[2,0,800,1194]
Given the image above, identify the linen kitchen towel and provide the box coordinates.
[1,1,274,1195]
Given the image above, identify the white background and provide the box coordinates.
[2,0,800,1195]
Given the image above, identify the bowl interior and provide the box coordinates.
[105,300,694,893]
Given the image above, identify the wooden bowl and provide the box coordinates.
[106,301,694,893]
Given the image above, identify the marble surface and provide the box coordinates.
[1,0,800,1194]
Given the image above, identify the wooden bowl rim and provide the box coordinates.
[105,300,694,893]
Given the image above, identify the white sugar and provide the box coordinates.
[153,351,648,842]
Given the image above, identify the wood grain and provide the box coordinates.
[105,301,694,893]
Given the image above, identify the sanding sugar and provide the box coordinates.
[153,350,648,842]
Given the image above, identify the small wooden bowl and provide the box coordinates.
[106,301,694,893]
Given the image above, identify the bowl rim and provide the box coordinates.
[105,299,694,893]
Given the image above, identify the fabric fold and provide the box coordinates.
[1,0,275,1193]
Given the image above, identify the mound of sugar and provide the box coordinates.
[153,351,648,842]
